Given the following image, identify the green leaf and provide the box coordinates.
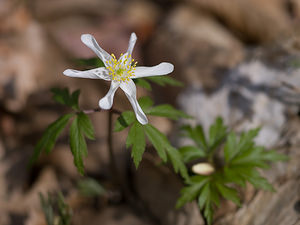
[126,121,146,168]
[77,112,95,140]
[181,125,208,152]
[224,132,238,163]
[178,145,206,163]
[134,78,152,90]
[77,178,106,197]
[138,96,154,111]
[146,76,183,87]
[74,57,105,68]
[208,117,227,152]
[176,176,209,208]
[146,104,190,120]
[165,146,189,181]
[29,114,73,166]
[260,150,289,162]
[223,166,246,187]
[70,116,89,175]
[70,90,80,110]
[39,193,54,225]
[198,183,214,225]
[57,192,72,225]
[114,111,136,132]
[215,183,240,206]
[51,88,80,110]
[144,124,168,162]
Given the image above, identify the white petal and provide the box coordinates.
[133,62,174,78]
[81,34,112,65]
[120,80,148,125]
[63,68,111,80]
[116,33,138,65]
[99,81,120,109]
[126,33,137,56]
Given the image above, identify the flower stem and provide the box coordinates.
[107,110,120,185]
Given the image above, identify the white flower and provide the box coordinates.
[63,33,174,125]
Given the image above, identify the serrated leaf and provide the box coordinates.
[138,96,154,111]
[126,121,146,168]
[51,88,80,110]
[77,112,95,140]
[224,132,237,163]
[181,125,208,152]
[165,146,189,181]
[215,183,240,206]
[223,166,246,187]
[147,104,190,120]
[198,182,214,225]
[134,78,152,90]
[260,149,289,162]
[77,178,106,197]
[178,145,206,163]
[176,176,209,208]
[114,111,136,132]
[236,167,275,191]
[208,117,227,152]
[144,124,168,162]
[146,76,183,87]
[29,114,73,166]
[70,116,88,175]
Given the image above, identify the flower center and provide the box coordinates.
[106,53,137,82]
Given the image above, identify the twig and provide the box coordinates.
[82,108,122,115]
[281,81,300,93]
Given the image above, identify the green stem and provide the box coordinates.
[107,110,120,185]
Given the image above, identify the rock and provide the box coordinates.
[187,0,292,42]
[178,59,300,148]
[72,206,153,225]
[122,0,162,42]
[31,0,120,20]
[133,157,204,225]
[147,5,244,90]
[0,6,68,112]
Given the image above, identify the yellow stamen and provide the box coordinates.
[106,53,137,83]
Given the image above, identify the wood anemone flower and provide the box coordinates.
[63,33,174,124]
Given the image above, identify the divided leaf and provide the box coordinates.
[144,124,188,180]
[223,128,287,191]
[146,104,190,120]
[176,176,209,208]
[144,124,168,162]
[138,96,154,111]
[178,145,206,163]
[208,117,227,152]
[29,114,73,166]
[166,146,189,181]
[126,121,146,168]
[181,125,208,153]
[69,113,95,175]
[114,111,136,132]
[77,112,95,140]
[51,88,80,110]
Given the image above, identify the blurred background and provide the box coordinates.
[1,0,300,224]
